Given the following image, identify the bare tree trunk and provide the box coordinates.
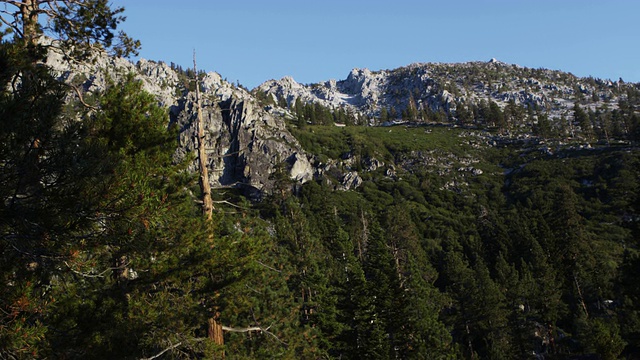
[208,314,224,358]
[193,51,214,220]
[357,209,368,260]
[574,274,589,318]
[193,51,223,357]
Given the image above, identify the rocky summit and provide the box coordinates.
[256,60,630,125]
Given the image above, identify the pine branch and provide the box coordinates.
[255,260,282,273]
[3,0,25,7]
[62,81,98,110]
[212,200,250,210]
[139,341,183,360]
[0,8,23,37]
[63,261,129,279]
[221,324,288,347]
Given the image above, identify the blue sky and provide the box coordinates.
[110,0,640,89]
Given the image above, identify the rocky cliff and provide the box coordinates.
[46,47,315,197]
[170,72,312,196]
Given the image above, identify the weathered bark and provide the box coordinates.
[193,51,214,220]
[208,315,224,358]
[193,51,223,356]
[19,0,39,45]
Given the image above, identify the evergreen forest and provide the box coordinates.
[1,1,640,359]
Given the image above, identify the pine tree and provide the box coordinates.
[549,185,596,320]
[379,107,389,122]
[0,51,218,355]
[442,241,513,359]
[0,0,140,60]
[574,102,593,140]
[489,100,506,131]
[455,101,473,125]
[617,250,640,355]
[0,41,69,358]
[356,219,396,359]
[381,205,456,358]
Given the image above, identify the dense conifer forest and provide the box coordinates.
[1,1,640,359]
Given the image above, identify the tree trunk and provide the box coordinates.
[573,274,589,318]
[193,51,223,356]
[20,0,39,46]
[193,52,214,220]
[208,314,225,359]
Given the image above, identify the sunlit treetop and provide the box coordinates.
[0,0,140,60]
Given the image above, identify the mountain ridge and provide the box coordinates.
[44,47,640,197]
[255,59,633,127]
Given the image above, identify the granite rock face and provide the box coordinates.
[171,89,312,196]
[46,46,314,197]
[256,60,630,125]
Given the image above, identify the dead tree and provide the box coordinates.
[193,50,223,357]
[193,51,215,220]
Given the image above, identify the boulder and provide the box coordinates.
[288,153,313,183]
[339,171,362,191]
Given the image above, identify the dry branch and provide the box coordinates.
[138,341,183,360]
[63,82,98,110]
[221,325,287,346]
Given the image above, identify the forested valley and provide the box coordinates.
[1,1,640,359]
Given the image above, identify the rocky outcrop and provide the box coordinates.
[339,171,363,191]
[288,153,314,183]
[46,45,314,197]
[170,79,313,196]
[255,60,631,128]
[45,40,178,108]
